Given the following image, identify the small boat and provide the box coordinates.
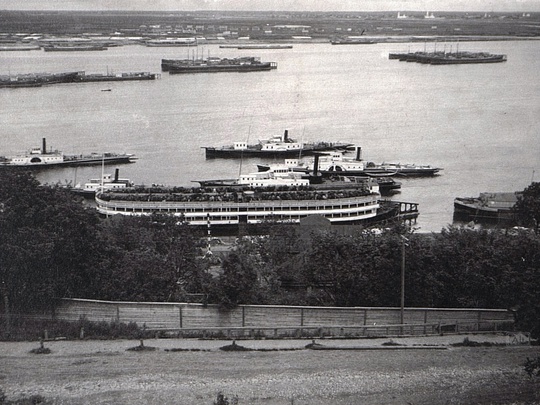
[453,191,520,224]
[71,168,133,197]
[203,130,354,159]
[0,138,137,169]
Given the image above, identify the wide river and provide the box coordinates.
[1,40,539,232]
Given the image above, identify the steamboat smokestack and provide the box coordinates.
[42,138,46,154]
[283,130,288,142]
[355,147,362,161]
[309,154,323,184]
[114,168,119,182]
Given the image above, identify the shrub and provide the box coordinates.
[524,356,540,377]
[0,317,143,341]
[213,392,238,405]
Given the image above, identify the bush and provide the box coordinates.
[524,356,540,377]
[213,392,238,405]
[0,317,142,341]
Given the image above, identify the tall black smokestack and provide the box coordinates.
[313,154,319,176]
[355,147,362,161]
[114,168,119,182]
[283,130,288,142]
[42,138,46,154]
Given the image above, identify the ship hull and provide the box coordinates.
[256,164,439,177]
[0,155,135,169]
[168,63,275,74]
[205,144,353,159]
[453,193,519,225]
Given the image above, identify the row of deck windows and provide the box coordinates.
[100,207,377,221]
[101,201,375,214]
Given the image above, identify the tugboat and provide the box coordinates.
[203,130,354,159]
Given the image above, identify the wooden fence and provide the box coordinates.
[50,298,514,338]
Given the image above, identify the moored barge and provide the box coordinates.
[453,191,520,224]
[389,51,507,65]
[162,56,277,73]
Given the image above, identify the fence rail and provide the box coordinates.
[143,320,513,339]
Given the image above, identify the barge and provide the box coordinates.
[43,45,107,52]
[453,191,520,224]
[0,71,158,88]
[146,38,197,47]
[389,51,507,65]
[75,71,158,82]
[162,56,277,73]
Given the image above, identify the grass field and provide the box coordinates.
[1,334,539,405]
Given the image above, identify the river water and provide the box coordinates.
[1,41,539,232]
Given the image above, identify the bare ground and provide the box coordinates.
[1,334,539,405]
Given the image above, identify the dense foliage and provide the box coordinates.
[0,171,209,336]
[1,171,540,338]
[515,182,540,234]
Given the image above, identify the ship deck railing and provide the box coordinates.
[95,193,380,215]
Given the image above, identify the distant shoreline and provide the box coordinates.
[224,35,540,43]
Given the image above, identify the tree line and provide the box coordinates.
[1,171,539,337]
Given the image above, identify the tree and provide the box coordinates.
[515,182,540,234]
[0,170,102,335]
[210,251,258,308]
[94,214,209,302]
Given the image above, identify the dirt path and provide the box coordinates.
[1,334,539,405]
